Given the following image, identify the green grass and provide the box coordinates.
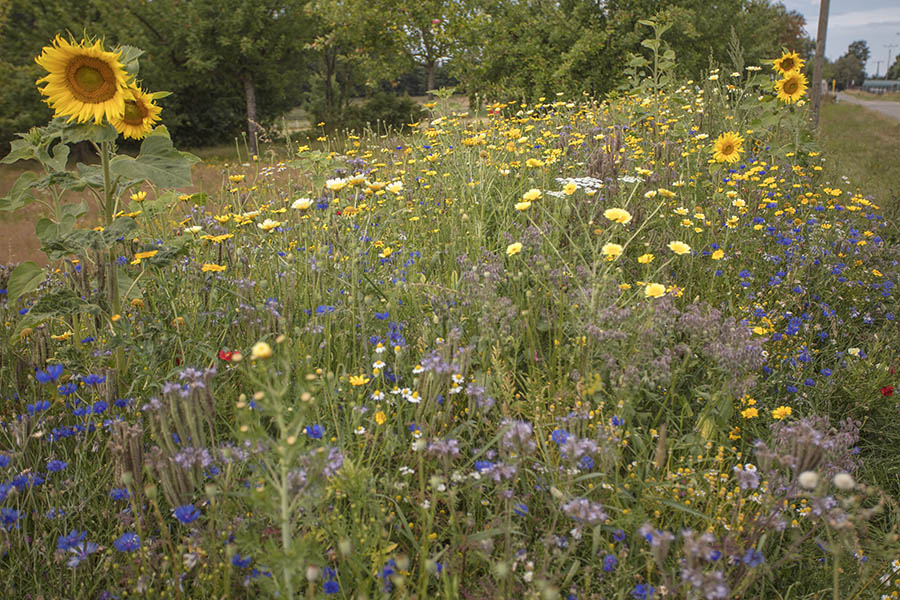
[843,89,900,103]
[818,101,900,226]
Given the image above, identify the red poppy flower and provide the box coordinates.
[882,386,894,397]
[218,350,235,362]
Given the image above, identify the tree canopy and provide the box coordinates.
[0,0,815,151]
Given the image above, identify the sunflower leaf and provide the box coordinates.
[117,45,145,79]
[109,127,200,189]
[1,137,38,165]
[7,262,44,303]
[60,121,118,145]
[0,171,38,212]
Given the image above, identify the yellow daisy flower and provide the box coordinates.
[667,241,691,255]
[644,283,666,298]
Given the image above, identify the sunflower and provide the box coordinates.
[35,36,131,124]
[775,71,808,104]
[110,86,162,139]
[712,131,744,164]
[772,51,804,76]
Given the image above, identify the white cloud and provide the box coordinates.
[830,8,900,28]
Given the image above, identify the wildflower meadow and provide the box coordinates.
[2,21,900,600]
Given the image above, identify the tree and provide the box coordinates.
[0,0,106,153]
[847,40,870,67]
[182,0,313,156]
[831,54,864,89]
[888,54,900,80]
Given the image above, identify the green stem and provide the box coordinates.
[100,141,126,396]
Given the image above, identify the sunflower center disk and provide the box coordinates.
[723,144,733,154]
[67,57,116,102]
[785,81,798,94]
[123,100,147,125]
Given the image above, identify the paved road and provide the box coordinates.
[836,92,900,123]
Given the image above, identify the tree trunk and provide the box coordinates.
[241,71,259,157]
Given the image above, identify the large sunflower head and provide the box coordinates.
[772,51,804,76]
[110,86,162,139]
[35,35,131,124]
[712,131,745,164]
[775,71,808,104]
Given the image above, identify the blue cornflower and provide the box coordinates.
[551,429,570,445]
[58,530,87,551]
[804,378,815,387]
[306,424,324,439]
[375,311,390,320]
[474,460,494,472]
[786,385,798,394]
[110,487,130,501]
[67,541,99,567]
[821,368,833,377]
[114,397,130,408]
[80,336,95,344]
[612,529,626,542]
[323,566,339,594]
[580,455,595,470]
[47,459,68,473]
[743,548,764,566]
[1,507,22,529]
[93,401,108,414]
[0,454,9,469]
[610,416,624,427]
[27,400,51,415]
[174,504,201,524]
[513,503,529,516]
[602,554,618,572]
[35,364,64,384]
[113,532,140,552]
[631,584,655,599]
[58,382,78,396]
[83,374,106,386]
[379,559,397,592]
[316,305,335,314]
[232,553,252,568]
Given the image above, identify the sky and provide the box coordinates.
[780,0,900,77]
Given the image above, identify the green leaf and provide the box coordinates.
[60,200,89,222]
[0,171,38,212]
[1,137,38,164]
[41,218,138,260]
[60,121,118,145]
[109,126,200,188]
[117,45,144,79]
[76,162,106,188]
[35,218,61,247]
[46,142,70,173]
[118,270,142,301]
[14,288,102,337]
[7,262,44,303]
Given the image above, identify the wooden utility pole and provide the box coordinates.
[811,0,830,129]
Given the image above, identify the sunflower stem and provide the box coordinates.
[101,141,126,396]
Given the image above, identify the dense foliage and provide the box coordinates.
[0,0,813,152]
